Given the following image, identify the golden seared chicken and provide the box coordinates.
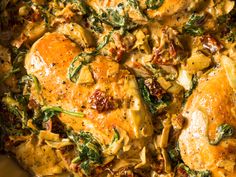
[22,32,153,175]
[146,0,203,18]
[179,67,236,177]
[87,0,204,23]
[2,0,236,176]
[25,32,153,141]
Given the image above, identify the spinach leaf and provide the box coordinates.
[68,56,91,83]
[42,106,84,122]
[137,78,171,114]
[226,31,236,42]
[0,114,29,136]
[88,14,103,33]
[183,74,198,104]
[146,0,164,10]
[168,144,181,162]
[128,0,147,18]
[2,94,28,128]
[95,4,138,31]
[217,7,236,42]
[183,14,205,36]
[61,1,138,31]
[112,128,120,143]
[29,74,41,93]
[0,47,27,84]
[103,8,126,28]
[72,0,89,15]
[68,32,112,82]
[58,0,89,15]
[67,130,103,175]
[0,68,20,84]
[177,163,211,177]
[209,124,234,145]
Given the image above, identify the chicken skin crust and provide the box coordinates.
[179,67,236,177]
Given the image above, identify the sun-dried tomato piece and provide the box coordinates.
[175,166,189,177]
[144,78,166,99]
[152,27,188,65]
[28,99,39,110]
[200,34,224,53]
[89,89,119,113]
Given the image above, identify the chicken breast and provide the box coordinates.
[25,32,153,146]
[87,0,204,23]
[179,67,236,177]
[146,0,203,18]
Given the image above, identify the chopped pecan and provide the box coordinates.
[89,89,119,113]
[144,78,166,99]
[152,27,188,65]
[200,34,224,53]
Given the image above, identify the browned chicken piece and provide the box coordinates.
[146,0,203,18]
[179,67,236,177]
[25,32,153,145]
[87,0,204,23]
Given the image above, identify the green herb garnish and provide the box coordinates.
[88,14,104,33]
[68,32,112,82]
[183,14,205,36]
[67,130,103,175]
[183,74,198,104]
[168,145,181,162]
[112,128,120,143]
[0,47,27,84]
[146,0,164,10]
[177,163,211,177]
[96,4,138,31]
[128,0,147,18]
[209,124,234,145]
[137,78,171,114]
[2,94,28,128]
[42,106,84,122]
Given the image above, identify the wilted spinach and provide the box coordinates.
[177,163,211,177]
[137,78,171,114]
[209,124,234,145]
[67,130,103,175]
[68,32,112,82]
[99,5,138,30]
[0,47,27,84]
[42,106,84,122]
[128,0,147,18]
[217,7,236,43]
[168,144,181,163]
[88,14,104,33]
[183,74,198,104]
[146,0,164,10]
[112,128,120,143]
[2,94,29,128]
[183,14,205,36]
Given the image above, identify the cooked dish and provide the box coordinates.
[0,0,236,176]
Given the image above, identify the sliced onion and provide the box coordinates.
[177,68,193,90]
[222,55,236,91]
